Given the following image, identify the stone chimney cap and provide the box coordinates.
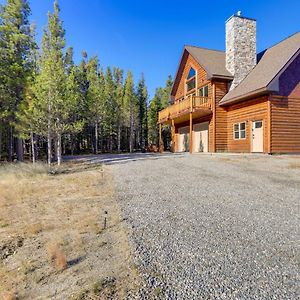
[226,13,256,23]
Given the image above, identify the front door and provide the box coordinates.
[178,126,190,152]
[193,122,209,152]
[252,120,263,152]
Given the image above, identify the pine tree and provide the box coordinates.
[136,73,148,149]
[65,58,84,155]
[15,23,40,163]
[0,0,34,161]
[113,67,124,152]
[148,87,163,145]
[123,71,137,152]
[34,0,72,166]
[104,67,117,152]
[86,56,105,153]
[148,75,173,147]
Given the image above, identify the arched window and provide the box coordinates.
[186,67,196,92]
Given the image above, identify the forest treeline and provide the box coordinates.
[0,0,172,165]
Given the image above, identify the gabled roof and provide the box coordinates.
[171,46,233,97]
[185,46,233,80]
[220,31,300,105]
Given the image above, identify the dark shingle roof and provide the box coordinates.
[220,31,300,105]
[185,46,233,80]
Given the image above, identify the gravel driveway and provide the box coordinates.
[111,153,300,299]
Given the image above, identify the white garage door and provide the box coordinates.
[178,126,190,152]
[193,122,208,153]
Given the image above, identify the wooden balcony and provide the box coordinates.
[158,96,212,124]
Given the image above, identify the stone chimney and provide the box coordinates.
[226,12,256,90]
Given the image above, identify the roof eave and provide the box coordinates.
[219,87,272,106]
[208,74,233,81]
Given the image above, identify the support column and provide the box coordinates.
[171,119,175,153]
[189,112,193,153]
[189,95,193,154]
[212,82,216,152]
[159,123,162,150]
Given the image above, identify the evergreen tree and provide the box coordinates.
[86,56,104,153]
[0,0,34,161]
[65,55,84,155]
[34,0,72,166]
[113,67,124,152]
[104,67,117,152]
[148,87,163,145]
[136,73,148,149]
[123,71,137,152]
[148,75,173,147]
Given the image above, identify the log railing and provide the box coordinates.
[158,95,211,123]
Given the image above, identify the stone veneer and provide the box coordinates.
[226,15,256,90]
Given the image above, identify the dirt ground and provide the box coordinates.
[0,161,139,300]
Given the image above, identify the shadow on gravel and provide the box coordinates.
[64,152,186,165]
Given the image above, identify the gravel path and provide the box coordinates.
[111,153,300,299]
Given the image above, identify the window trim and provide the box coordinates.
[198,84,209,97]
[185,65,197,95]
[233,122,246,140]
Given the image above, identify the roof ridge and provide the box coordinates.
[185,45,225,53]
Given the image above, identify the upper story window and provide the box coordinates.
[198,85,209,97]
[186,67,196,92]
[187,67,196,79]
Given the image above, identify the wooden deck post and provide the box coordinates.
[189,95,193,153]
[189,112,193,153]
[171,119,175,152]
[159,123,162,149]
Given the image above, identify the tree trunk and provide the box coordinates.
[0,125,2,161]
[57,133,62,166]
[8,126,13,162]
[16,138,24,161]
[129,108,134,153]
[70,133,74,156]
[95,120,98,154]
[117,123,121,153]
[30,131,36,164]
[47,128,52,166]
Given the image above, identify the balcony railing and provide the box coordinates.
[158,95,211,123]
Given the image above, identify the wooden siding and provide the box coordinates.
[214,81,229,152]
[173,51,211,102]
[227,96,269,153]
[270,96,300,153]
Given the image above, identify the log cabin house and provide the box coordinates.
[158,13,300,153]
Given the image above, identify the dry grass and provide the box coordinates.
[47,242,67,271]
[0,160,138,299]
[1,291,17,300]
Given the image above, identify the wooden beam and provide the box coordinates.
[159,123,162,149]
[189,112,193,153]
[212,82,216,153]
[171,119,175,152]
[267,96,272,154]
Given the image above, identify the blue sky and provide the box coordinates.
[1,0,300,98]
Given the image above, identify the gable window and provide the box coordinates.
[187,67,196,79]
[198,85,209,97]
[233,122,246,139]
[186,67,196,92]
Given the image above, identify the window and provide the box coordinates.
[255,121,263,129]
[186,67,196,92]
[186,78,196,92]
[233,122,246,139]
[198,85,209,97]
[187,67,196,79]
